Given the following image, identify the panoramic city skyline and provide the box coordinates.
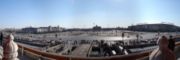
[0,0,180,28]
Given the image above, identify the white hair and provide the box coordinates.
[10,34,14,41]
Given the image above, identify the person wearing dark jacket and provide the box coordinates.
[168,35,175,51]
[0,32,3,45]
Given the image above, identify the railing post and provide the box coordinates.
[21,46,24,56]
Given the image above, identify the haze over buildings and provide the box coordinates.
[0,0,180,28]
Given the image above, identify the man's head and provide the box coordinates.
[169,35,173,39]
[158,36,169,49]
[4,34,14,43]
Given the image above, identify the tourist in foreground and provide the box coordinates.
[2,34,19,60]
[149,36,176,60]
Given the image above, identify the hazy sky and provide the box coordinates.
[0,0,180,28]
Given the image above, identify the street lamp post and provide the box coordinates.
[136,33,139,45]
[122,32,125,45]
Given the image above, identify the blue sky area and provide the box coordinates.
[0,0,180,28]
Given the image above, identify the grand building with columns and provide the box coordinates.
[22,26,64,33]
[128,23,180,32]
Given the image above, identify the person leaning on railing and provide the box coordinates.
[0,32,3,45]
[168,35,175,51]
[149,36,176,60]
